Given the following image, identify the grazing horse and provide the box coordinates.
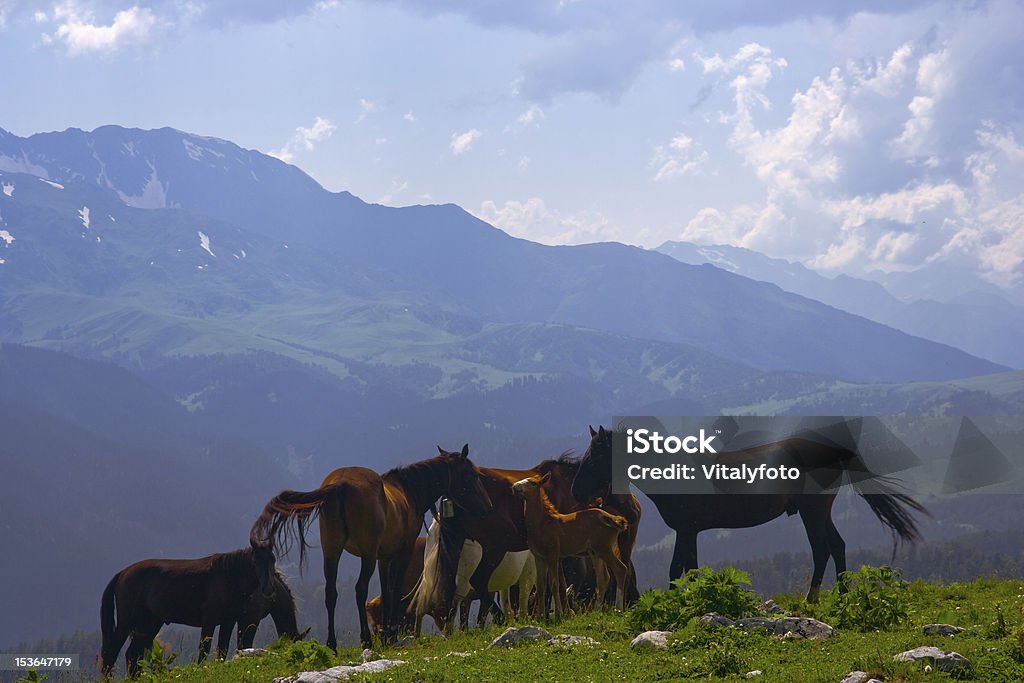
[250,445,492,649]
[234,570,307,651]
[571,426,928,602]
[512,473,628,621]
[424,454,641,628]
[100,539,276,676]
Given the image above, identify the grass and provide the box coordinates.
[114,577,1024,683]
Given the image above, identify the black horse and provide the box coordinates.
[100,538,276,676]
[233,569,307,651]
[571,426,928,602]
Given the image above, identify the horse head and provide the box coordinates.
[572,425,613,503]
[511,473,548,499]
[437,443,493,516]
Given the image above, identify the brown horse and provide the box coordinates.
[100,539,276,676]
[250,445,492,649]
[428,454,640,628]
[512,473,628,621]
[572,426,928,602]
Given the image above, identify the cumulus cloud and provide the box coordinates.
[270,116,336,163]
[449,128,482,156]
[41,3,156,55]
[475,197,624,245]
[651,134,708,182]
[676,2,1024,287]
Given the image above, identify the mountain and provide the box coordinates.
[0,125,1006,385]
[656,240,1024,368]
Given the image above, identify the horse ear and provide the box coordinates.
[589,425,597,438]
[540,472,551,484]
[598,425,607,438]
[461,443,469,458]
[437,445,445,455]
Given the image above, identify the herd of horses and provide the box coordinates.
[99,426,928,676]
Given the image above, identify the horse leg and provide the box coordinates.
[827,517,848,591]
[799,503,832,603]
[354,555,377,649]
[593,557,610,611]
[125,626,158,678]
[216,621,233,660]
[534,555,549,622]
[551,552,564,622]
[198,623,215,662]
[469,551,504,628]
[102,623,132,675]
[669,529,697,584]
[499,587,512,621]
[599,545,629,611]
[378,558,400,645]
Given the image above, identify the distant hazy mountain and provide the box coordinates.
[0,125,1006,384]
[657,241,1024,368]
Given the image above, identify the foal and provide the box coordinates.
[512,473,628,621]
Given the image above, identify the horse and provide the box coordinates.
[415,454,640,628]
[100,538,276,676]
[571,426,929,602]
[365,536,449,638]
[408,518,536,632]
[250,444,492,649]
[234,569,307,651]
[512,473,628,621]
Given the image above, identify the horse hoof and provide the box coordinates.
[805,586,821,603]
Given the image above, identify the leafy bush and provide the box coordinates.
[274,639,336,671]
[702,638,748,677]
[826,565,908,632]
[629,566,759,632]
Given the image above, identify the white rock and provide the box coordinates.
[630,630,672,650]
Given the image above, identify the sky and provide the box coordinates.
[1,0,1022,289]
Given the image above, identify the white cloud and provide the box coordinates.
[270,116,336,163]
[44,3,156,55]
[668,57,685,72]
[355,98,376,124]
[475,197,623,245]
[450,128,482,156]
[403,111,416,123]
[516,104,544,127]
[651,133,708,182]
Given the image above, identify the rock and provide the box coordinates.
[234,648,270,658]
[700,612,736,627]
[489,625,553,649]
[274,659,406,683]
[393,635,417,649]
[746,670,763,677]
[922,623,965,636]
[359,649,375,663]
[701,614,835,640]
[761,599,786,615]
[447,651,471,657]
[838,673,883,683]
[547,634,599,647]
[894,646,971,674]
[630,630,672,650]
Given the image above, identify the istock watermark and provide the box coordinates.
[611,416,1024,496]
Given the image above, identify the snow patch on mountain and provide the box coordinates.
[2,183,12,197]
[79,206,91,229]
[39,178,65,190]
[0,152,50,179]
[697,247,739,272]
[183,138,225,161]
[0,229,14,245]
[198,231,215,257]
[116,165,167,208]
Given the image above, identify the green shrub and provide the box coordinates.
[826,565,908,632]
[629,566,759,632]
[274,639,335,671]
[702,638,747,677]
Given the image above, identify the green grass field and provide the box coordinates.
[90,576,1024,683]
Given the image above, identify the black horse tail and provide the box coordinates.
[100,571,120,673]
[250,484,346,569]
[853,477,930,562]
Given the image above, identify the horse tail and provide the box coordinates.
[250,484,346,568]
[100,571,120,671]
[850,470,929,561]
[407,519,443,621]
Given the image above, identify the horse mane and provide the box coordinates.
[211,547,254,571]
[527,478,563,519]
[383,456,445,491]
[534,450,579,474]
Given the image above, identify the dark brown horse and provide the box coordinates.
[365,536,449,638]
[250,445,492,649]
[100,539,276,676]
[425,453,640,627]
[571,426,928,602]
[234,570,306,650]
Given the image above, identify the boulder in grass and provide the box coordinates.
[894,646,971,674]
[701,613,835,639]
[234,648,270,658]
[922,623,965,636]
[839,673,884,683]
[630,630,672,650]
[274,659,406,683]
[547,634,599,647]
[489,625,553,649]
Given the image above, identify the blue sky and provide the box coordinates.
[1,0,1022,288]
